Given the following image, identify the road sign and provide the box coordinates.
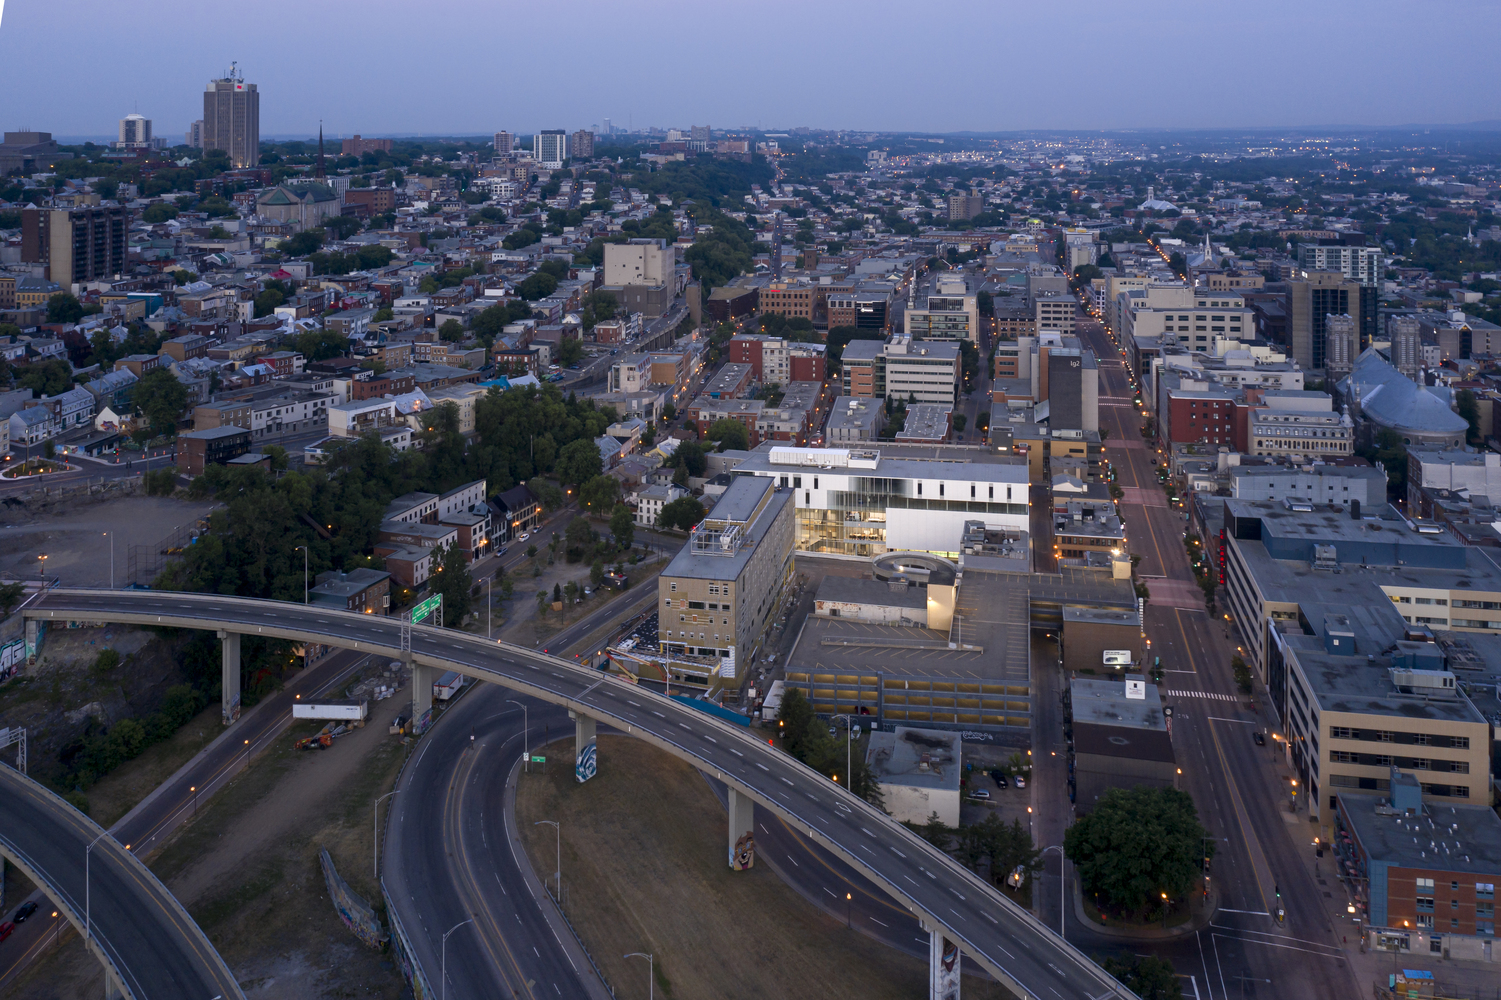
[411,594,442,625]
[531,755,547,764]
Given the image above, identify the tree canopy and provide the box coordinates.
[1064,786,1211,914]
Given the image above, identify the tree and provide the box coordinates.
[1064,786,1211,914]
[517,271,559,301]
[564,516,595,562]
[706,418,749,453]
[578,474,620,514]
[432,542,473,627]
[1457,389,1482,445]
[976,289,994,316]
[283,229,324,257]
[132,367,189,436]
[775,686,817,754]
[671,439,708,478]
[557,338,584,367]
[609,504,635,550]
[46,293,84,325]
[527,476,567,511]
[555,438,603,486]
[17,359,73,397]
[589,560,606,590]
[0,581,25,617]
[657,496,705,532]
[438,319,466,343]
[142,202,178,224]
[953,414,968,434]
[1102,957,1183,1000]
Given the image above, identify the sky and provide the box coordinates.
[2,0,1499,140]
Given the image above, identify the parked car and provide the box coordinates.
[0,921,13,944]
[991,771,1008,789]
[1013,776,1026,789]
[518,532,530,541]
[967,788,991,800]
[1253,731,1266,746]
[12,902,36,923]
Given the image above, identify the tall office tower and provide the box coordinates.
[493,131,514,155]
[20,206,130,288]
[202,65,259,167]
[1299,243,1383,347]
[1388,314,1423,381]
[185,119,204,148]
[1288,271,1361,374]
[1323,313,1358,381]
[690,125,711,142]
[536,129,567,168]
[602,118,612,135]
[570,129,595,160]
[117,113,152,149]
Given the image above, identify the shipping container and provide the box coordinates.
[292,699,369,722]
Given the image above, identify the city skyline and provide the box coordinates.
[2,0,1499,137]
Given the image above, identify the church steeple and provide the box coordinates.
[315,122,326,179]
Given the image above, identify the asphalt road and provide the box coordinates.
[26,588,1139,1000]
[1072,314,1360,999]
[0,765,242,1000]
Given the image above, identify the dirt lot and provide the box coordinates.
[1,692,412,1000]
[0,493,218,588]
[516,734,1015,1000]
[490,539,663,646]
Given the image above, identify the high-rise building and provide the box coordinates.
[570,130,595,160]
[117,114,152,149]
[202,67,259,168]
[1297,244,1382,287]
[1388,314,1423,381]
[690,125,711,142]
[341,135,392,156]
[20,206,130,288]
[185,120,204,149]
[1323,313,1358,381]
[536,129,567,168]
[1288,271,1362,374]
[602,118,612,135]
[947,189,984,222]
[493,131,514,155]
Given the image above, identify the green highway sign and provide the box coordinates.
[411,594,442,624]
[531,755,547,763]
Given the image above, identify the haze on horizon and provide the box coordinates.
[2,0,1497,139]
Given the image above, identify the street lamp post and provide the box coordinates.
[486,576,492,640]
[830,714,861,791]
[85,831,109,945]
[104,532,113,589]
[374,789,399,879]
[302,544,309,605]
[440,917,474,1000]
[535,820,560,900]
[1041,845,1066,939]
[624,952,654,1000]
[507,700,529,772]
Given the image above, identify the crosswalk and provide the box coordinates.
[1166,689,1239,702]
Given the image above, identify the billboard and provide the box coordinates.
[575,738,597,783]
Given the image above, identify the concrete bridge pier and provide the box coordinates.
[410,661,432,734]
[569,711,596,782]
[727,787,755,870]
[217,630,240,725]
[924,921,961,1000]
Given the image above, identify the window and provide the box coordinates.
[1330,751,1357,764]
[1330,726,1355,739]
[1477,884,1495,899]
[1374,755,1393,767]
[1451,736,1470,750]
[1413,734,1432,746]
[1375,731,1395,743]
[670,583,677,592]
[1417,877,1436,892]
[1412,758,1431,770]
[1449,761,1470,774]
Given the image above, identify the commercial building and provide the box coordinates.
[727,334,826,385]
[1229,462,1387,510]
[176,426,252,475]
[895,404,952,444]
[1216,498,1501,825]
[1297,244,1382,288]
[308,568,391,615]
[1247,391,1355,459]
[1388,315,1423,381]
[759,281,816,322]
[1335,782,1501,958]
[1035,293,1077,334]
[812,576,929,626]
[883,336,959,405]
[21,206,129,288]
[866,728,962,826]
[656,475,795,672]
[904,276,979,343]
[1406,449,1501,514]
[202,71,260,168]
[341,135,392,156]
[601,239,675,317]
[0,131,68,175]
[825,396,884,443]
[1325,314,1359,381]
[1067,676,1177,814]
[536,129,567,168]
[1288,271,1365,373]
[734,444,1028,558]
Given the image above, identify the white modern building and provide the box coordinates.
[734,445,1028,558]
[536,129,567,169]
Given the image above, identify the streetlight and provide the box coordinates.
[189,785,198,816]
[845,892,852,928]
[295,545,309,604]
[831,714,861,793]
[1161,891,1170,930]
[1041,845,1066,938]
[507,699,529,772]
[535,820,561,900]
[374,789,399,879]
[440,917,474,1000]
[103,532,113,589]
[85,831,109,945]
[37,554,47,585]
[486,576,492,639]
[624,952,654,1000]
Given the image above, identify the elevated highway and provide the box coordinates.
[26,588,1136,1000]
[0,763,243,1000]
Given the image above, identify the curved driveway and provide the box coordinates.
[26,588,1135,1000]
[0,763,243,1000]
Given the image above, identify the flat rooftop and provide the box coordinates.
[865,727,962,792]
[1070,676,1166,730]
[1341,795,1501,877]
[814,576,927,611]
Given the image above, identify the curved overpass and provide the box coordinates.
[0,763,243,1000]
[27,589,1134,1000]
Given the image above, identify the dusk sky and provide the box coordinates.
[2,0,1499,139]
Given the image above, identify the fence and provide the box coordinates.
[0,476,142,506]
[381,876,434,1000]
[319,849,388,951]
[127,518,211,586]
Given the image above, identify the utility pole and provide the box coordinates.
[535,819,560,900]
